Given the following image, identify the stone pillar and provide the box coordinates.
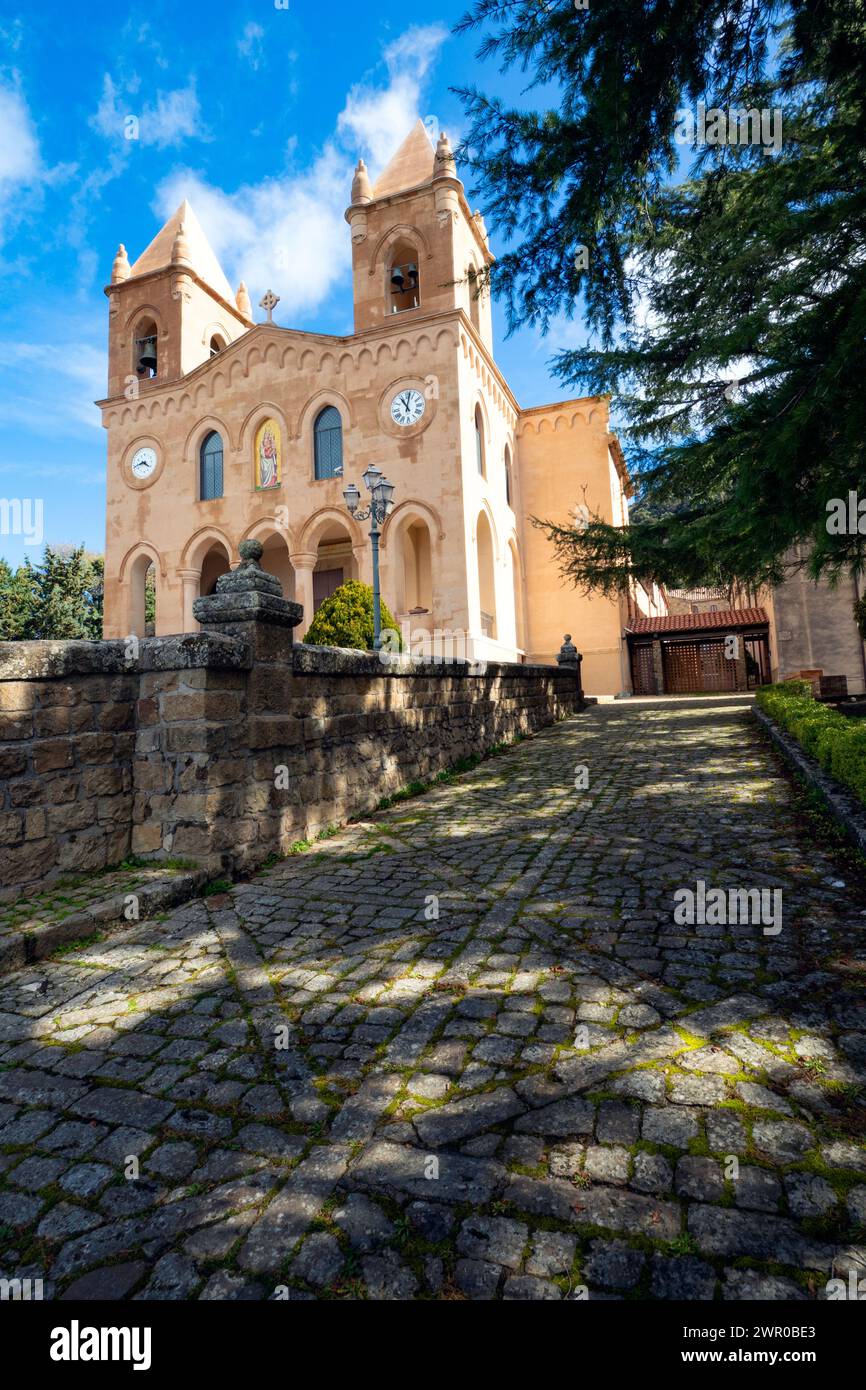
[289,551,316,638]
[651,639,664,694]
[556,633,585,707]
[194,539,304,662]
[178,569,200,634]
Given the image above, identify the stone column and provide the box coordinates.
[288,551,316,639]
[178,568,200,634]
[556,633,585,707]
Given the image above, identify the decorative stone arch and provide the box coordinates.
[380,498,445,548]
[180,525,235,573]
[118,540,165,584]
[118,541,163,638]
[369,222,433,278]
[238,401,290,454]
[506,533,527,651]
[381,500,441,619]
[124,300,165,335]
[474,504,500,640]
[242,517,296,600]
[183,413,235,496]
[295,388,354,445]
[202,319,231,351]
[298,506,364,554]
[471,499,501,563]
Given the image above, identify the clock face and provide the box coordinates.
[131,447,157,480]
[390,389,425,427]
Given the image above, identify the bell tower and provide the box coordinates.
[104,200,253,400]
[345,122,494,350]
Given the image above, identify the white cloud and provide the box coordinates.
[238,22,265,71]
[92,73,205,149]
[338,24,448,172]
[0,82,43,251]
[152,25,448,318]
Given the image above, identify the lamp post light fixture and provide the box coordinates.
[342,464,396,649]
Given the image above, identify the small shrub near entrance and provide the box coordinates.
[304,580,402,652]
[757,681,866,805]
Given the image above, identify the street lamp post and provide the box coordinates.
[342,464,396,650]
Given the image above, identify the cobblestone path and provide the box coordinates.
[1,696,865,1301]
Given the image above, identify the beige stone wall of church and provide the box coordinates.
[517,402,626,695]
[765,557,866,694]
[102,314,477,644]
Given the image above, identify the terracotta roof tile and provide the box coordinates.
[627,607,769,635]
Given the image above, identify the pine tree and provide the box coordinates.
[455,0,866,592]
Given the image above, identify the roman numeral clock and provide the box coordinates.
[390,389,425,427]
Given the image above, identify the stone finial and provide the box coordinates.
[556,633,581,666]
[238,538,264,566]
[434,132,457,180]
[111,243,130,283]
[171,220,191,266]
[351,158,373,205]
[193,536,303,636]
[473,208,489,241]
[236,280,252,317]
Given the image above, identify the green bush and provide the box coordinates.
[304,580,402,652]
[756,682,866,805]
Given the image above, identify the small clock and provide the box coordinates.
[390,389,425,427]
[131,447,157,480]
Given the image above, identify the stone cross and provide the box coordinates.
[259,289,280,324]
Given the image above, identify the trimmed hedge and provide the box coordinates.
[756,680,866,805]
[304,580,402,652]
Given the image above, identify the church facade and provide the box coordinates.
[99,122,648,695]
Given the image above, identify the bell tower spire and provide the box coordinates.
[344,121,494,348]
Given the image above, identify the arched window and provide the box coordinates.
[388,240,420,313]
[209,334,226,357]
[314,406,343,480]
[504,444,513,506]
[467,266,481,333]
[200,431,224,500]
[133,318,158,378]
[475,406,485,477]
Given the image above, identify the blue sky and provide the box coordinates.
[0,0,586,570]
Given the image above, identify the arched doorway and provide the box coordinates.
[476,511,497,639]
[126,550,158,637]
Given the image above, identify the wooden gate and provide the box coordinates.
[662,639,737,693]
[631,643,656,695]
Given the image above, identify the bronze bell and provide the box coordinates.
[390,265,405,291]
[136,335,157,374]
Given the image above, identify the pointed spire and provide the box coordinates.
[434,132,457,181]
[129,200,234,304]
[236,280,252,318]
[351,158,373,206]
[111,243,130,283]
[372,119,437,198]
[171,219,191,266]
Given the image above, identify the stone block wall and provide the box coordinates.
[0,618,582,896]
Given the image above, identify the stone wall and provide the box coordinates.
[0,563,583,896]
